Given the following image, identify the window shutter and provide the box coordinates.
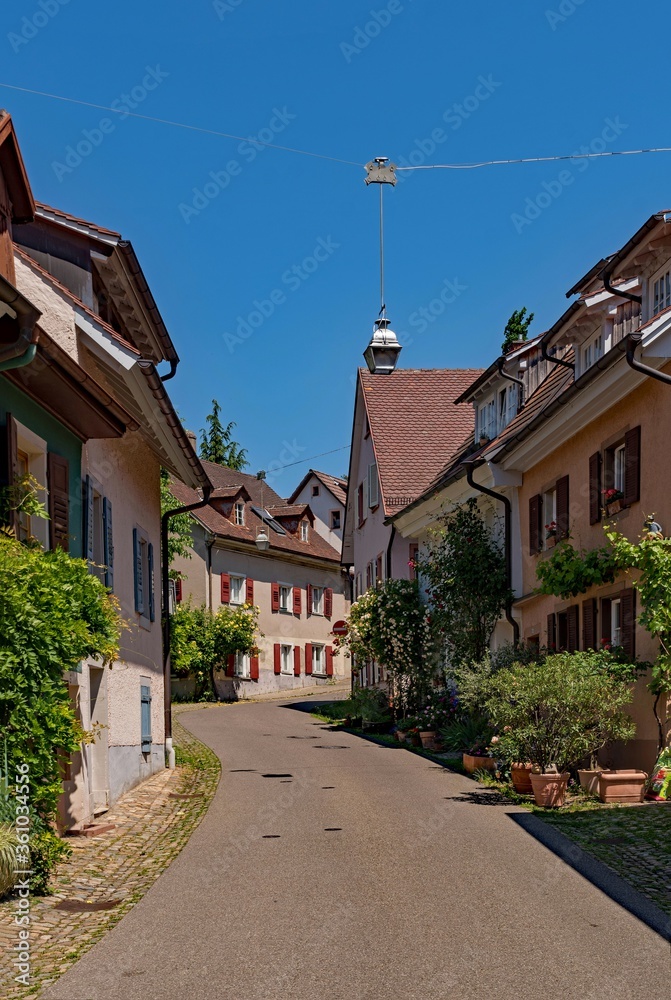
[357,483,364,526]
[601,597,612,645]
[588,452,602,525]
[0,414,19,533]
[376,555,383,584]
[147,543,155,622]
[246,577,254,604]
[271,582,280,612]
[621,589,637,659]
[582,598,597,650]
[83,476,94,562]
[366,563,372,589]
[47,452,70,551]
[409,543,418,580]
[102,497,114,590]
[221,572,231,605]
[305,643,313,675]
[624,426,641,506]
[557,611,568,652]
[368,463,379,508]
[175,577,183,603]
[529,495,542,555]
[250,654,259,681]
[547,612,557,650]
[293,646,301,676]
[325,645,334,677]
[225,654,235,677]
[567,605,579,653]
[133,527,144,615]
[293,586,302,615]
[556,476,569,540]
[273,644,281,675]
[140,685,152,753]
[324,587,333,619]
[306,584,313,617]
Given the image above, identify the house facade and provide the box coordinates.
[170,460,350,698]
[288,469,347,552]
[1,112,209,829]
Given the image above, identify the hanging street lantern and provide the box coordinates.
[363,316,402,375]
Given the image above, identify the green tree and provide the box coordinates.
[160,468,193,576]
[501,307,534,354]
[170,601,261,699]
[199,400,248,470]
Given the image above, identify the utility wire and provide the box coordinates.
[395,147,671,170]
[267,444,350,474]
[0,82,362,168]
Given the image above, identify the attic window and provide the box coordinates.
[300,520,309,542]
[234,502,245,526]
[312,485,320,497]
[652,268,671,317]
[250,505,286,535]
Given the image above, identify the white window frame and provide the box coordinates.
[613,443,626,494]
[354,573,362,600]
[311,586,324,616]
[311,643,325,676]
[611,598,622,648]
[14,421,49,549]
[477,398,496,441]
[278,583,292,613]
[234,651,250,678]
[581,332,604,375]
[300,520,309,542]
[651,267,671,317]
[280,644,294,675]
[368,463,379,508]
[543,488,557,550]
[229,574,245,605]
[234,502,245,526]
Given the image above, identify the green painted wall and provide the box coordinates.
[0,377,83,557]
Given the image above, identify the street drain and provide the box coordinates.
[313,746,349,750]
[168,792,204,799]
[55,898,123,912]
[229,769,257,772]
[262,835,281,839]
[262,773,293,778]
[322,786,335,789]
[324,828,342,832]
[286,735,319,739]
[280,780,292,783]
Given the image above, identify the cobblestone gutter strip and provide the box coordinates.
[0,706,220,1000]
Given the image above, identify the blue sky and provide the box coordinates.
[3,0,671,491]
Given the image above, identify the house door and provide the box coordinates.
[88,666,110,815]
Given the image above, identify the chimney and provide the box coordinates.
[504,339,527,355]
[186,429,198,452]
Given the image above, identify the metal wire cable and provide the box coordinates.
[395,148,671,170]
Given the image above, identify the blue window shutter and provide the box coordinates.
[83,476,94,563]
[102,498,114,591]
[148,543,155,622]
[133,528,144,615]
[140,685,152,752]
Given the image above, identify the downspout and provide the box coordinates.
[160,358,179,382]
[598,262,671,385]
[161,488,212,762]
[496,356,525,409]
[0,276,41,370]
[386,523,396,581]
[464,459,519,646]
[206,532,216,611]
[541,337,574,371]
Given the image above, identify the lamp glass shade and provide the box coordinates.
[255,529,270,551]
[363,318,402,375]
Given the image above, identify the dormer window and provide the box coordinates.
[580,332,604,375]
[234,502,245,526]
[652,267,671,317]
[300,520,309,542]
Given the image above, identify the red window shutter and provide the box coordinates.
[357,483,364,526]
[324,587,333,619]
[293,646,301,676]
[325,645,334,677]
[293,586,302,616]
[624,426,641,506]
[601,597,612,645]
[226,654,235,677]
[306,584,313,617]
[582,598,597,650]
[556,476,569,540]
[621,588,637,659]
[250,654,259,681]
[273,643,281,675]
[376,554,383,584]
[47,452,70,551]
[529,495,542,555]
[567,605,579,653]
[271,582,280,613]
[0,414,19,534]
[589,452,602,525]
[220,573,231,604]
[246,577,254,604]
[547,613,557,650]
[175,577,183,603]
[305,643,313,675]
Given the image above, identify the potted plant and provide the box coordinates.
[0,823,16,899]
[545,521,557,548]
[463,735,496,775]
[484,652,636,808]
[597,769,648,803]
[510,761,534,795]
[602,487,625,514]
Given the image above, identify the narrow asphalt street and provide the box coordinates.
[43,702,667,1000]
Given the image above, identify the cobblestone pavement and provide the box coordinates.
[539,802,671,917]
[0,706,221,1000]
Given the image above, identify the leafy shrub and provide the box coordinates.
[439,714,493,753]
[29,829,71,896]
[170,600,261,699]
[350,687,390,724]
[483,652,636,773]
[0,823,16,898]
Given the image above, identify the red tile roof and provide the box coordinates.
[288,469,348,506]
[171,460,341,563]
[359,368,483,515]
[35,201,121,241]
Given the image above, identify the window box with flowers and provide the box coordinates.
[545,521,557,548]
[602,488,625,515]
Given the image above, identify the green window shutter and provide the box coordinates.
[102,498,114,590]
[140,685,152,753]
[133,528,144,615]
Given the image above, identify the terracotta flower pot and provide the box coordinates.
[463,753,496,775]
[598,770,647,803]
[419,731,437,749]
[530,771,570,807]
[510,763,534,795]
[396,731,406,742]
[578,768,602,797]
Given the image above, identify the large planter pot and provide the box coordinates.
[463,753,496,775]
[409,733,421,747]
[530,771,570,807]
[578,768,602,797]
[598,770,647,803]
[510,763,534,795]
[419,731,437,749]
